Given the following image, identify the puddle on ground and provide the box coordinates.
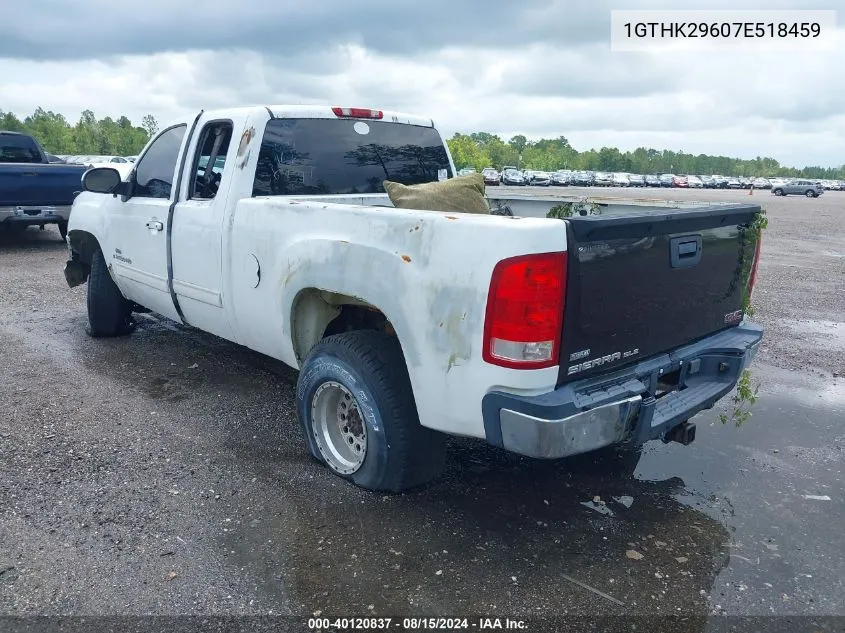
[220,441,732,617]
[780,318,845,351]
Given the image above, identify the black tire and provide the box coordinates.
[58,221,68,242]
[805,190,815,198]
[87,247,134,337]
[296,330,447,492]
[773,188,784,196]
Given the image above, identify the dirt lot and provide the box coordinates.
[1,188,843,630]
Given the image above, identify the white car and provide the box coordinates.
[686,175,704,188]
[612,173,630,187]
[63,104,763,492]
[530,171,551,186]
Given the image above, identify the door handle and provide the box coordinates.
[146,220,164,231]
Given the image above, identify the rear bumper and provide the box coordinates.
[482,322,763,459]
[0,205,70,226]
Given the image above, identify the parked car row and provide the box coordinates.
[463,168,845,191]
[57,154,135,165]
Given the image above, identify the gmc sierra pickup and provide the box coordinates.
[0,131,87,241]
[63,105,764,492]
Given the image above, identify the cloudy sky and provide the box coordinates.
[1,0,842,167]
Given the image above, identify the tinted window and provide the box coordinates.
[253,118,452,196]
[134,125,187,199]
[0,133,43,163]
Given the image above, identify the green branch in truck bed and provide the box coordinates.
[546,201,601,219]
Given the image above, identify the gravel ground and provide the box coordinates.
[0,188,843,631]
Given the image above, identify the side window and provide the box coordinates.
[134,125,187,199]
[190,121,233,200]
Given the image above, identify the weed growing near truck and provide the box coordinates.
[722,208,768,428]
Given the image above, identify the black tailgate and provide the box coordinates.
[559,203,761,384]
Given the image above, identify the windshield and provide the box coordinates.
[253,118,453,196]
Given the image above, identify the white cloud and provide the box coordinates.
[1,4,843,168]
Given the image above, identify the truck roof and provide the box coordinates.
[164,105,435,131]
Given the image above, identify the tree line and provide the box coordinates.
[2,107,841,179]
[447,132,845,179]
[0,107,158,157]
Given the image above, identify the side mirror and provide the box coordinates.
[82,167,123,194]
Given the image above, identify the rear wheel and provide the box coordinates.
[87,247,134,337]
[58,222,68,242]
[296,330,446,492]
[805,190,815,198]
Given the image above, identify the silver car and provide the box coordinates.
[772,179,824,198]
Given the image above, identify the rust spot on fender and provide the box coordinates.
[401,254,412,263]
[237,126,255,157]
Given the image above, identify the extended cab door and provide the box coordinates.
[108,124,188,321]
[170,113,248,340]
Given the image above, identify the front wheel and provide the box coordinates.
[296,330,447,492]
[773,188,784,196]
[87,247,134,337]
[58,222,68,242]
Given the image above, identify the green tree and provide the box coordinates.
[141,114,159,138]
[2,105,842,179]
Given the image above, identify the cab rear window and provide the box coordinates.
[0,133,42,163]
[252,118,452,196]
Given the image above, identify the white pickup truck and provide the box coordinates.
[64,105,764,492]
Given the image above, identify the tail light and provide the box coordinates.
[482,252,567,370]
[747,233,763,300]
[331,107,383,119]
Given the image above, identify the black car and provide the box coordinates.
[550,171,570,186]
[644,174,661,187]
[501,169,525,186]
[658,174,675,188]
[570,171,594,186]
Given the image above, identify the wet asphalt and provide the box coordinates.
[0,187,843,626]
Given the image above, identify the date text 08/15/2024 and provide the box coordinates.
[307,617,527,630]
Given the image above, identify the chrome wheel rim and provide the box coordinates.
[311,381,367,474]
